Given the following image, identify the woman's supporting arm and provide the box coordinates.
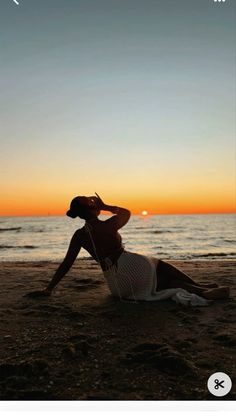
[45,260,73,293]
[45,229,82,293]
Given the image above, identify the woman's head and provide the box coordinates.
[66,196,100,220]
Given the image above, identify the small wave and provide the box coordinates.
[0,245,37,249]
[151,230,172,234]
[135,228,172,234]
[224,239,236,243]
[193,252,236,258]
[0,227,22,232]
[28,229,45,233]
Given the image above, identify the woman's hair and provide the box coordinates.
[66,197,91,220]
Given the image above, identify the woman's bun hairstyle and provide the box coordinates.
[66,196,91,220]
[66,209,77,219]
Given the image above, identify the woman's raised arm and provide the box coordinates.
[95,192,131,230]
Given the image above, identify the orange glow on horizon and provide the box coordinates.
[0,182,235,216]
[0,198,235,216]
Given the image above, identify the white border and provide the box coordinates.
[0,401,236,411]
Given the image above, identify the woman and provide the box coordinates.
[35,194,229,302]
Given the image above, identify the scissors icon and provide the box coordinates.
[214,379,225,389]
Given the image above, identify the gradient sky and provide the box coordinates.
[0,0,235,215]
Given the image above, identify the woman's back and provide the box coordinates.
[80,218,124,267]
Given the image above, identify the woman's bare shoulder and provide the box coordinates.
[73,227,86,241]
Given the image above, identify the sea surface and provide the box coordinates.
[0,214,235,262]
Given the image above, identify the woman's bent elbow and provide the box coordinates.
[124,209,131,223]
[127,210,131,219]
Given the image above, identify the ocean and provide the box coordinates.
[0,213,235,262]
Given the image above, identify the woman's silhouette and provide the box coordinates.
[37,193,229,302]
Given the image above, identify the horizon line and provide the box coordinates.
[0,211,235,217]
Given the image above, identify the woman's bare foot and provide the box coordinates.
[203,287,230,300]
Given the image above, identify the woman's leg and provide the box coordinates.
[156,260,200,287]
[156,260,229,299]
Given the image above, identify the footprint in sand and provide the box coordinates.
[17,304,61,317]
[59,306,86,321]
[122,342,196,376]
[0,359,49,379]
[213,333,236,347]
[0,360,50,398]
[72,277,103,291]
[15,303,86,322]
[62,334,97,358]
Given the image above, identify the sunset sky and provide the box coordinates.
[0,0,235,216]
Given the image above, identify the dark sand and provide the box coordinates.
[0,259,235,401]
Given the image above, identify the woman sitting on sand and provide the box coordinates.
[36,194,229,303]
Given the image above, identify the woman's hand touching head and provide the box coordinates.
[94,192,106,210]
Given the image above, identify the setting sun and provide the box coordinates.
[141,210,148,216]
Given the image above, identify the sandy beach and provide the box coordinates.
[0,259,235,401]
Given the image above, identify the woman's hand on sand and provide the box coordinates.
[94,192,106,210]
[23,289,51,299]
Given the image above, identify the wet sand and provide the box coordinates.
[0,259,235,400]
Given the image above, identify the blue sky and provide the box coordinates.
[0,0,235,214]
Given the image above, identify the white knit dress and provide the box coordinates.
[103,250,209,306]
[103,250,158,300]
[84,223,209,307]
